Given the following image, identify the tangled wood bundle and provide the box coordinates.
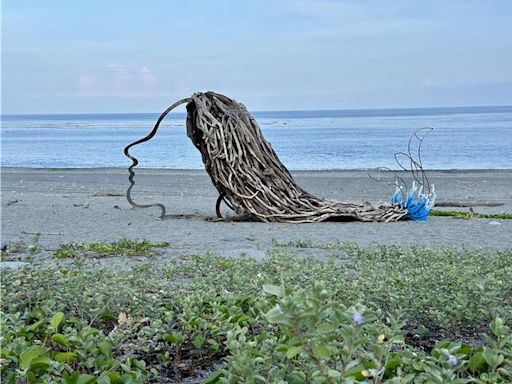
[125,91,408,222]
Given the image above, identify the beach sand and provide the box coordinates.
[1,168,511,257]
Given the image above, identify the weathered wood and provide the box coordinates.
[185,92,407,222]
[125,91,408,222]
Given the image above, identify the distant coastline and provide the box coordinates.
[2,104,512,120]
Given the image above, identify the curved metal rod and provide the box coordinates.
[124,98,190,218]
[368,127,434,199]
[215,192,226,219]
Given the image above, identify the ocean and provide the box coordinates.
[1,106,511,170]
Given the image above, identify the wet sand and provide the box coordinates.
[1,168,511,256]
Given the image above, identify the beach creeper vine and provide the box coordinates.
[218,283,512,383]
[2,245,511,383]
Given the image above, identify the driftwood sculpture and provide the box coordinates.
[125,91,435,223]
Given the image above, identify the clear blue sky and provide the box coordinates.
[2,0,512,113]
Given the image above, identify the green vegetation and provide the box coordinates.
[1,236,43,261]
[430,209,512,220]
[53,239,170,259]
[2,244,512,383]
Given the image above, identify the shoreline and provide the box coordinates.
[3,167,512,173]
[1,168,511,254]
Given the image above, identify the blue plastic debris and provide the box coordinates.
[391,181,436,221]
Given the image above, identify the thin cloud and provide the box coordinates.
[77,64,157,96]
[78,74,97,93]
[139,66,156,86]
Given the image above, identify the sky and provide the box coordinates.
[2,0,512,113]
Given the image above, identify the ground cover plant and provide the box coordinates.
[1,243,511,383]
[52,239,170,259]
[1,235,43,261]
[429,210,512,220]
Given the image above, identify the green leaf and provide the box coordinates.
[85,375,99,384]
[384,358,402,378]
[263,284,284,297]
[193,334,205,349]
[121,374,135,384]
[98,341,112,358]
[286,346,302,359]
[288,371,306,383]
[345,365,366,380]
[97,376,111,384]
[459,343,473,356]
[468,351,487,373]
[108,372,123,384]
[316,322,334,334]
[27,320,45,332]
[207,338,220,352]
[133,359,146,370]
[50,312,65,331]
[313,344,331,360]
[202,370,224,384]
[52,333,69,347]
[164,332,183,345]
[265,305,291,325]
[490,317,506,337]
[19,347,46,370]
[54,352,76,363]
[19,350,37,370]
[29,356,52,370]
[157,353,168,362]
[482,350,504,369]
[327,369,341,379]
[66,372,94,384]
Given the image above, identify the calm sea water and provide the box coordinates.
[1,106,511,170]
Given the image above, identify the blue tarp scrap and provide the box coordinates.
[392,181,436,221]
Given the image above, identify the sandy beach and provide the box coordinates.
[1,168,511,256]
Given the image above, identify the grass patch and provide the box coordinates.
[430,209,512,220]
[271,237,314,248]
[53,239,170,258]
[1,236,43,261]
[2,244,511,383]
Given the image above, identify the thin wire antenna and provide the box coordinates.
[369,127,434,199]
[413,128,433,192]
[367,166,407,195]
[409,127,433,194]
[124,98,190,218]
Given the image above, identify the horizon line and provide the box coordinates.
[2,104,512,117]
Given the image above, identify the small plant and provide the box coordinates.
[3,240,29,254]
[27,233,43,256]
[430,209,512,220]
[1,311,147,383]
[1,235,42,261]
[53,239,170,258]
[87,238,170,256]
[53,243,79,259]
[271,238,314,248]
[218,283,512,383]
